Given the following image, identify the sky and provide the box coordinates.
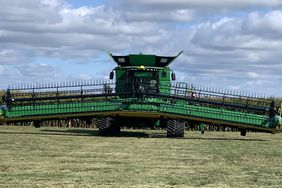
[0,0,282,96]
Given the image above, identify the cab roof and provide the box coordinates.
[110,51,183,67]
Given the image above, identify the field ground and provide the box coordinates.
[0,126,281,188]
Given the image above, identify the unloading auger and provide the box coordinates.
[0,52,281,137]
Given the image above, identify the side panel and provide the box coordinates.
[158,67,171,94]
[115,68,127,95]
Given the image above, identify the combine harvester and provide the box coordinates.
[0,52,281,137]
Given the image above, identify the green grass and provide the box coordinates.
[0,126,281,187]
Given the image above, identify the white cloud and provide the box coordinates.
[121,8,194,22]
[244,10,282,38]
[0,0,282,96]
[118,0,282,9]
[16,63,58,77]
[247,72,259,78]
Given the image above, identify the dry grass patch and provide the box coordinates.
[0,126,281,187]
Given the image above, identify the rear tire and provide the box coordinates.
[98,117,112,135]
[240,129,247,136]
[98,117,120,136]
[167,119,185,138]
[33,121,41,128]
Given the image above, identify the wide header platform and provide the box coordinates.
[110,51,183,67]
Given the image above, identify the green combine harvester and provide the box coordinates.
[0,52,281,137]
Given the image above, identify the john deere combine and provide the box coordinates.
[0,52,281,137]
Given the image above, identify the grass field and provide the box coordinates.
[0,126,281,187]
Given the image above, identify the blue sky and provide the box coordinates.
[0,0,282,96]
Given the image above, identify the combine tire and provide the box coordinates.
[33,121,41,128]
[98,117,112,135]
[167,119,185,138]
[240,129,247,136]
[85,119,92,125]
[98,117,120,136]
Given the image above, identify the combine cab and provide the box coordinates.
[0,52,281,137]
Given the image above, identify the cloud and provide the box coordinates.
[116,0,282,9]
[0,65,4,75]
[247,72,259,78]
[122,9,194,22]
[244,10,282,38]
[165,13,282,96]
[16,63,58,77]
[0,0,64,23]
[0,0,281,96]
[0,1,166,59]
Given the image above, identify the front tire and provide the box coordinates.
[240,129,247,136]
[97,117,120,136]
[167,119,185,138]
[33,121,42,128]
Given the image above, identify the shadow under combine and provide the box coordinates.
[41,129,150,138]
[43,129,271,141]
[0,128,270,142]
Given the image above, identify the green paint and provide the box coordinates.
[4,97,274,129]
[129,54,156,66]
[1,52,280,132]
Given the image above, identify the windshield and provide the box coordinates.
[126,70,158,94]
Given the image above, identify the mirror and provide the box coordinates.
[171,72,176,81]
[109,71,114,80]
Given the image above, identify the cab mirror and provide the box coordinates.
[109,71,114,80]
[171,72,176,81]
